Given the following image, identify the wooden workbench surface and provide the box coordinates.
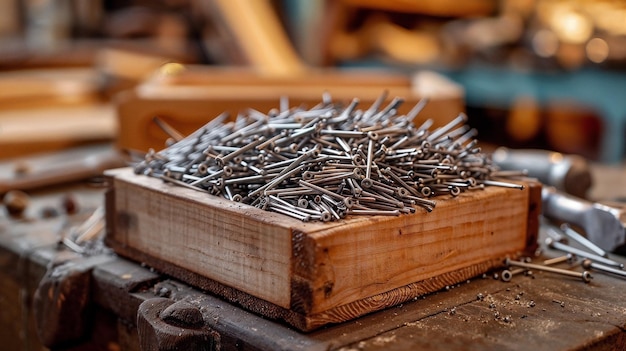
[1,182,626,350]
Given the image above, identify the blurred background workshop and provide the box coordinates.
[1,1,626,350]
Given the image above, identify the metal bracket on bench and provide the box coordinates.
[137,298,219,351]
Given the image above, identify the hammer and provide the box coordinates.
[492,147,593,198]
[542,186,626,254]
[492,148,626,253]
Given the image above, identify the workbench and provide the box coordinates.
[1,174,626,351]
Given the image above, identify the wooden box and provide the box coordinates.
[105,167,540,331]
[115,67,464,153]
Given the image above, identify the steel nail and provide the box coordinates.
[581,259,626,279]
[543,254,575,266]
[560,223,609,258]
[505,258,592,283]
[546,238,624,269]
[501,268,527,282]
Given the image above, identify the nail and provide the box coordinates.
[360,190,404,208]
[280,95,289,113]
[381,167,419,198]
[371,97,404,121]
[268,204,311,222]
[363,91,388,119]
[308,171,354,185]
[259,164,308,195]
[545,226,568,244]
[543,254,575,266]
[480,180,525,190]
[188,169,224,186]
[153,116,184,142]
[389,135,409,151]
[405,98,429,123]
[364,132,378,180]
[501,268,527,282]
[251,151,318,197]
[256,132,285,151]
[505,258,592,283]
[560,223,609,258]
[216,136,266,165]
[451,128,477,148]
[319,130,367,138]
[490,169,529,178]
[347,209,400,216]
[298,180,351,204]
[546,238,623,269]
[427,113,468,142]
[581,259,626,279]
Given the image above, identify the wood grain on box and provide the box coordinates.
[105,167,539,331]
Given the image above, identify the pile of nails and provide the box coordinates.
[134,93,526,222]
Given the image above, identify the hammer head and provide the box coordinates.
[541,187,626,254]
[584,204,626,253]
[580,203,626,252]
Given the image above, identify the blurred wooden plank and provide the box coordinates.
[203,0,307,76]
[0,68,102,109]
[0,144,124,193]
[0,104,116,159]
[116,67,464,152]
[340,0,497,17]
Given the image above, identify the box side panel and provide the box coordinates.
[111,178,292,308]
[306,186,530,314]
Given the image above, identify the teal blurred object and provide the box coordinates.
[442,65,626,163]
